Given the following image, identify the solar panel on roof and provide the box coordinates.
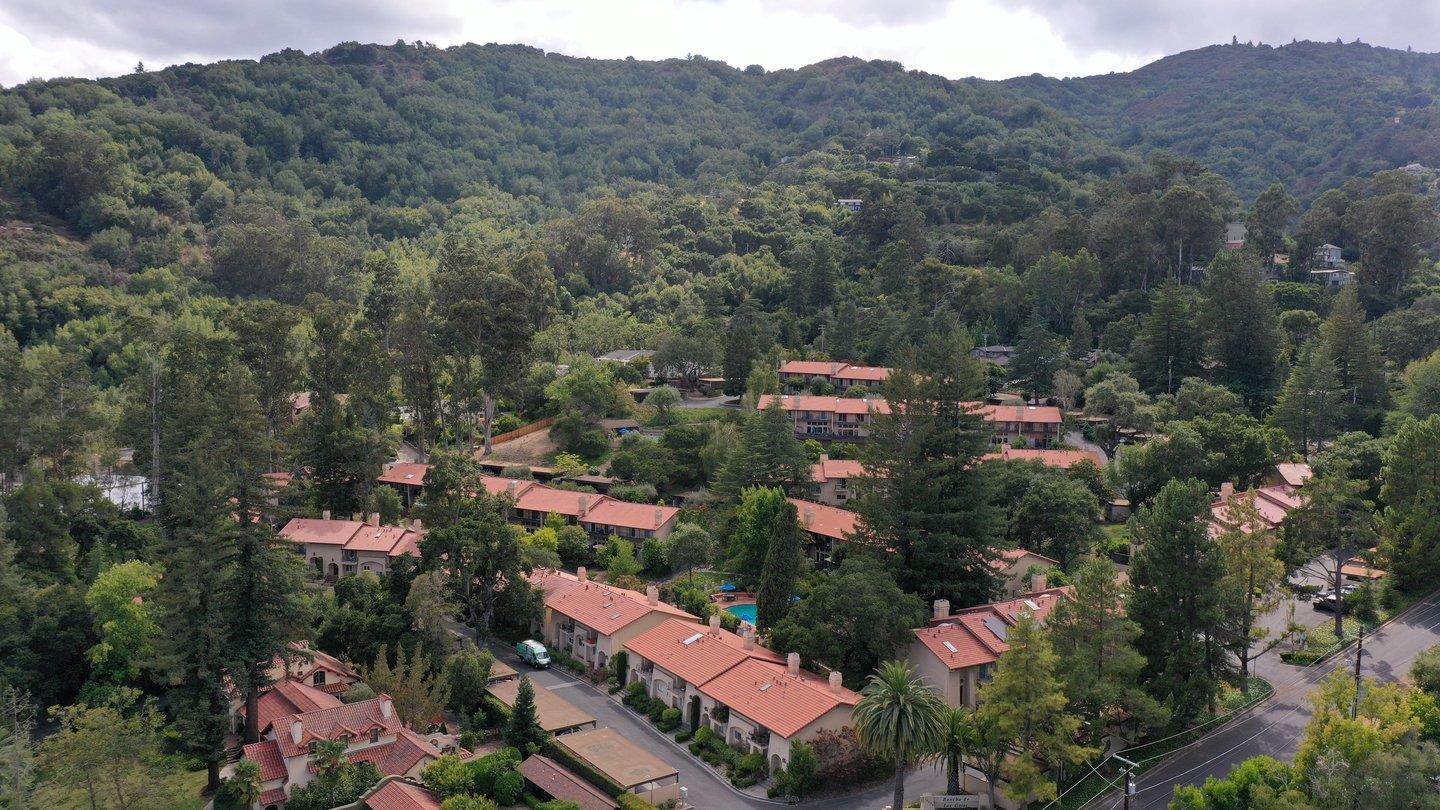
[983,616,1009,641]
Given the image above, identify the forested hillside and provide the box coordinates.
[1007,40,1440,201]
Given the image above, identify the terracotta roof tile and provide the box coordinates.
[985,447,1104,468]
[529,569,695,635]
[789,498,860,541]
[977,404,1064,425]
[377,463,431,487]
[758,394,891,416]
[479,474,537,499]
[271,696,404,758]
[259,785,288,805]
[812,457,867,483]
[342,729,441,776]
[623,619,781,686]
[254,679,344,734]
[581,499,679,532]
[242,739,287,782]
[831,365,891,382]
[365,779,443,810]
[697,658,858,739]
[915,587,1074,670]
[777,360,845,377]
[279,518,365,546]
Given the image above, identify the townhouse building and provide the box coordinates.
[777,360,893,392]
[759,396,1066,446]
[810,455,867,506]
[528,568,697,673]
[984,445,1105,469]
[789,497,861,566]
[623,615,858,774]
[907,585,1072,710]
[238,696,443,809]
[278,516,423,580]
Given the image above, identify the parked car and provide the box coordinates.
[1312,591,1345,612]
[516,639,551,668]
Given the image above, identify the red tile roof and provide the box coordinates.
[518,755,618,810]
[342,729,441,776]
[623,619,781,686]
[831,365,891,382]
[479,474,538,499]
[697,658,858,739]
[242,738,287,782]
[758,394,891,416]
[279,518,365,546]
[1274,463,1313,487]
[985,446,1104,468]
[255,679,344,734]
[365,779,442,810]
[514,486,600,518]
[272,696,404,758]
[778,360,845,377]
[377,463,431,487]
[344,525,422,554]
[976,404,1064,425]
[529,569,696,635]
[259,785,289,806]
[789,498,861,541]
[914,587,1073,671]
[581,499,679,532]
[812,457,867,483]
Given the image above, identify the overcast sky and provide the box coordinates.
[1,0,1436,87]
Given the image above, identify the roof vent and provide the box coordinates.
[682,633,704,646]
[942,641,958,654]
[610,613,621,621]
[1023,599,1041,611]
[758,683,773,692]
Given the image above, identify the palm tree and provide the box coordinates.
[854,660,947,810]
[226,758,262,808]
[930,705,976,796]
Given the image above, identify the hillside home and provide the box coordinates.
[1314,243,1345,268]
[810,455,868,505]
[757,394,890,441]
[279,516,423,580]
[975,403,1065,445]
[985,446,1105,469]
[528,568,697,672]
[971,345,1018,366]
[237,696,442,809]
[1209,463,1313,537]
[776,360,892,391]
[511,483,679,541]
[908,585,1073,709]
[789,497,861,566]
[1310,266,1354,288]
[376,462,430,507]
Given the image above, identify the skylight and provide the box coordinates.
[942,641,958,653]
[682,633,703,645]
[610,613,621,621]
[758,683,773,692]
[1023,599,1041,611]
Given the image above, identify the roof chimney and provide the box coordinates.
[1219,482,1235,501]
[743,628,755,650]
[507,481,517,494]
[290,720,303,745]
[577,566,588,581]
[829,671,843,695]
[787,652,800,676]
[322,509,331,521]
[653,507,663,527]
[709,614,721,633]
[933,598,951,621]
[646,585,659,606]
[1032,574,1047,592]
[579,494,591,517]
[368,512,380,525]
[380,698,393,719]
[802,508,814,527]
[410,518,422,530]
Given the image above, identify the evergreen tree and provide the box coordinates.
[1380,416,1440,590]
[420,494,527,639]
[755,498,802,630]
[972,614,1097,806]
[361,644,451,730]
[1213,497,1286,682]
[1202,252,1284,407]
[503,677,548,752]
[726,487,792,581]
[714,400,811,497]
[1010,312,1065,402]
[1245,182,1299,258]
[854,336,1002,606]
[1048,558,1167,744]
[1131,282,1204,394]
[1270,340,1342,455]
[1319,284,1385,427]
[722,305,764,396]
[1129,478,1226,723]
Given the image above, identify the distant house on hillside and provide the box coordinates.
[835,198,864,212]
[1224,222,1247,250]
[971,345,1017,366]
[1314,243,1344,268]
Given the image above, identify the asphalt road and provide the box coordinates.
[1098,590,1440,810]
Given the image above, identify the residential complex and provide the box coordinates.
[776,360,892,391]
[984,445,1105,469]
[623,615,859,774]
[528,568,698,672]
[907,584,1073,709]
[278,516,423,580]
[758,395,1065,445]
[810,454,867,505]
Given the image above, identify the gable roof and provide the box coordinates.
[553,728,679,789]
[697,658,858,739]
[831,365,891,382]
[514,486,600,518]
[789,498,861,541]
[1274,463,1314,488]
[581,499,679,532]
[528,569,696,635]
[242,738,287,782]
[812,457,867,483]
[341,728,442,776]
[985,446,1104,469]
[622,619,782,686]
[280,518,365,546]
[377,463,431,487]
[518,755,618,810]
[364,778,443,810]
[758,394,891,416]
[272,696,404,758]
[975,403,1065,425]
[485,679,597,733]
[254,678,344,734]
[478,474,538,499]
[777,360,845,377]
[914,587,1073,671]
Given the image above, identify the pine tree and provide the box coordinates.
[1380,416,1440,590]
[1129,478,1227,723]
[1213,498,1286,683]
[503,677,548,752]
[1010,311,1064,402]
[853,335,1003,606]
[755,498,802,630]
[714,399,811,497]
[1319,284,1385,427]
[722,304,764,396]
[1245,182,1299,258]
[1132,281,1204,394]
[1202,252,1284,407]
[1048,558,1167,743]
[1270,340,1341,455]
[972,614,1097,806]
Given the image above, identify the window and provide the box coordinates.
[308,741,318,754]
[313,671,326,686]
[370,727,380,743]
[343,564,356,574]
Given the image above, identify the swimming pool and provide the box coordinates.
[725,603,757,623]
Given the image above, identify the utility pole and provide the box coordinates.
[1115,755,1139,810]
[1351,623,1365,720]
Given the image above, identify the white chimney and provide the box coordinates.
[654,507,663,526]
[507,481,517,495]
[368,512,380,525]
[578,495,591,517]
[933,599,951,621]
[743,628,755,650]
[709,614,722,633]
[380,698,393,719]
[646,585,659,606]
[1032,574,1048,592]
[411,518,422,530]
[802,508,814,528]
[786,652,800,676]
[290,720,303,745]
[577,566,588,581]
[1220,482,1235,501]
[322,509,331,520]
[829,671,843,695]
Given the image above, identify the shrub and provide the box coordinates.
[674,728,692,743]
[693,726,713,746]
[537,801,582,810]
[736,751,767,778]
[493,770,524,805]
[658,707,681,731]
[618,795,658,810]
[646,701,666,723]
